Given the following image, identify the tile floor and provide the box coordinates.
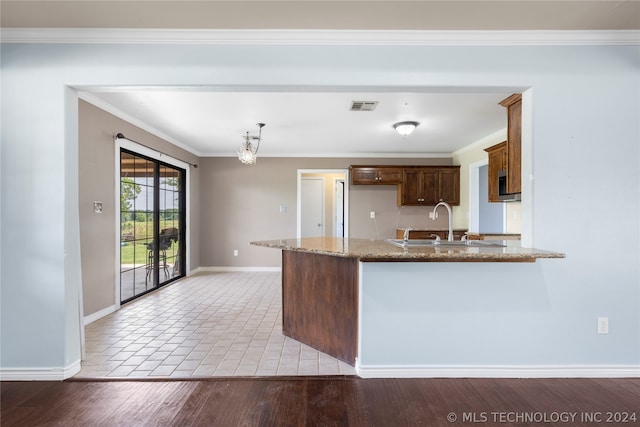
[77,271,356,378]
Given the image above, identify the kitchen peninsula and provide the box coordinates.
[251,237,564,377]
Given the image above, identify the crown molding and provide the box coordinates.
[2,28,639,45]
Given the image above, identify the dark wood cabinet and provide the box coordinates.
[499,93,522,195]
[395,229,467,241]
[438,168,460,205]
[398,166,460,206]
[484,141,507,203]
[351,166,402,185]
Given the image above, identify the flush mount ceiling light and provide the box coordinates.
[238,123,265,165]
[393,121,419,137]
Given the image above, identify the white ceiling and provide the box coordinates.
[85,89,512,157]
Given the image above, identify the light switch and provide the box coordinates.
[93,201,103,213]
[598,317,609,334]
[280,205,287,213]
[370,211,376,219]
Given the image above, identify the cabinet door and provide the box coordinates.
[376,168,402,184]
[400,170,422,205]
[399,168,459,206]
[351,168,379,184]
[420,169,440,205]
[485,142,507,203]
[438,168,460,205]
[506,98,522,194]
[486,149,502,202]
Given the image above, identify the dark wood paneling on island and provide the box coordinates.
[282,250,358,365]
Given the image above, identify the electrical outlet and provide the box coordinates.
[370,211,376,219]
[233,249,239,257]
[597,317,609,334]
[429,212,438,219]
[93,201,103,214]
[280,205,287,213]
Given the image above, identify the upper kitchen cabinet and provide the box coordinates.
[484,141,507,202]
[351,166,402,185]
[398,166,460,206]
[499,93,522,195]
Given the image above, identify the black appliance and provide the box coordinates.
[498,170,521,202]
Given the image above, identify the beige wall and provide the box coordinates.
[78,99,462,312]
[199,157,453,267]
[78,100,200,317]
[78,99,454,313]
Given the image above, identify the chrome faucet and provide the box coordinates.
[403,227,413,243]
[432,201,454,242]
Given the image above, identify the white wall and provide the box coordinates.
[1,42,638,378]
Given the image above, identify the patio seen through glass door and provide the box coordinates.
[120,149,186,304]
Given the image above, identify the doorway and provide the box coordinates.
[119,149,186,303]
[297,169,349,238]
[469,160,506,233]
[478,164,505,232]
[300,177,325,237]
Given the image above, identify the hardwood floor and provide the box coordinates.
[2,377,639,426]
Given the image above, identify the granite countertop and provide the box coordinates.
[250,237,565,263]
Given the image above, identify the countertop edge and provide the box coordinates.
[250,238,566,263]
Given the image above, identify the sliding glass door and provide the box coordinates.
[120,149,186,304]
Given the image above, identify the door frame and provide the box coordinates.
[297,169,350,239]
[115,137,191,310]
[333,177,345,238]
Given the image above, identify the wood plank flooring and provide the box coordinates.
[2,377,639,426]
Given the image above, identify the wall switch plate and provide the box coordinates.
[597,317,609,334]
[233,249,239,257]
[93,201,103,213]
[370,211,375,219]
[280,205,287,213]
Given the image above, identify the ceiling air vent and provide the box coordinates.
[350,101,378,112]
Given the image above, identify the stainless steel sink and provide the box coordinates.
[386,239,505,248]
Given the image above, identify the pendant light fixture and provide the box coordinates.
[238,123,265,165]
[393,121,419,137]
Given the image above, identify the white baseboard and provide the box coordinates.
[83,305,116,325]
[0,360,81,381]
[192,266,281,273]
[355,363,640,379]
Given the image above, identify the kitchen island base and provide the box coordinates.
[253,237,565,377]
[282,250,358,366]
